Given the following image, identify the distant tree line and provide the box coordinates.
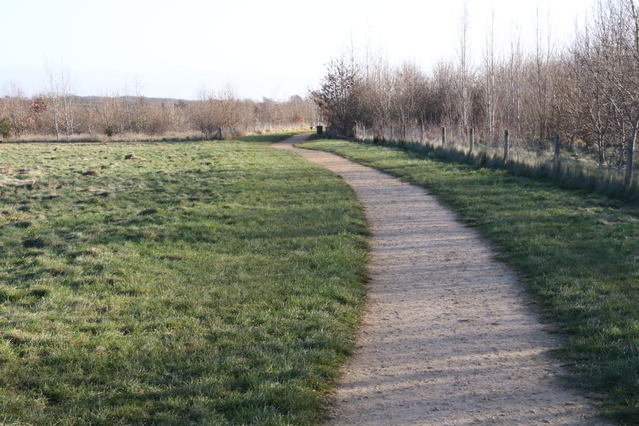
[311,0,639,185]
[0,78,318,142]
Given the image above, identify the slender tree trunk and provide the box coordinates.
[63,95,73,140]
[52,98,60,141]
[469,127,474,154]
[485,9,496,140]
[457,1,471,136]
[626,125,636,186]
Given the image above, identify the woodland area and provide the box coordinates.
[311,0,639,186]
[0,80,318,142]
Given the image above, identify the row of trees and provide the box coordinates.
[0,79,318,141]
[311,0,639,184]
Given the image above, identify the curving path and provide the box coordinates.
[273,134,611,425]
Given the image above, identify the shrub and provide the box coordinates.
[0,117,11,139]
[104,126,116,137]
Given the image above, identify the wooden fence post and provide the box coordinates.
[469,128,474,155]
[553,134,560,164]
[442,127,446,146]
[503,130,509,162]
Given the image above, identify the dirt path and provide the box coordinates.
[273,135,610,425]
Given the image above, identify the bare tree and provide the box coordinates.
[217,84,244,136]
[395,61,428,140]
[531,6,555,141]
[576,0,639,184]
[432,59,458,130]
[121,77,148,136]
[191,87,220,138]
[2,82,30,137]
[483,8,497,139]
[45,62,77,140]
[569,29,613,164]
[357,47,396,140]
[311,57,362,137]
[504,23,524,137]
[456,0,472,136]
[96,90,125,136]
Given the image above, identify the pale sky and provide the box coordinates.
[1,0,595,101]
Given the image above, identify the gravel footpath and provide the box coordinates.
[273,135,611,426]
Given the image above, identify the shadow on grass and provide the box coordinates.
[239,131,307,144]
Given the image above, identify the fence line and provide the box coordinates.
[354,124,637,192]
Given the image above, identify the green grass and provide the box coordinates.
[299,138,639,425]
[361,136,639,202]
[0,139,368,425]
[238,131,306,144]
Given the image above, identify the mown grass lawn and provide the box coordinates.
[299,138,639,425]
[0,134,368,425]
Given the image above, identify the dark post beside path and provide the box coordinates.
[504,130,509,162]
[553,134,561,164]
[469,128,474,155]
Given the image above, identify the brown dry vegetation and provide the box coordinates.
[311,0,639,186]
[0,83,318,143]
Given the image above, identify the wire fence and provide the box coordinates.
[354,124,638,196]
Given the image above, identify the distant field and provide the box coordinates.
[300,138,639,424]
[0,135,368,425]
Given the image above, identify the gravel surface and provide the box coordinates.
[274,135,611,426]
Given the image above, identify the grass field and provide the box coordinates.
[0,133,369,425]
[299,138,639,425]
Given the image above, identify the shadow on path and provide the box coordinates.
[273,135,610,426]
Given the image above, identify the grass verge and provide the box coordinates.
[238,131,306,144]
[359,136,639,202]
[299,138,639,424]
[0,139,368,425]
